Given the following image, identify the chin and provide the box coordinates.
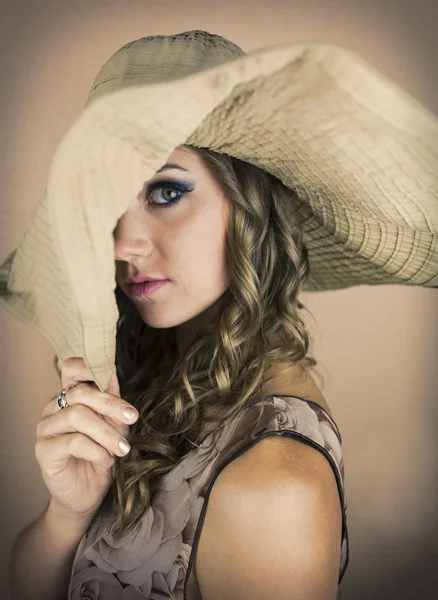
[136,308,181,330]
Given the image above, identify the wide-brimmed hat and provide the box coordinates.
[0,30,437,391]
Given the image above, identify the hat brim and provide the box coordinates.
[1,41,437,390]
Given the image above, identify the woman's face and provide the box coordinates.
[114,145,230,353]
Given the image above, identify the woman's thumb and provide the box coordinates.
[106,372,121,397]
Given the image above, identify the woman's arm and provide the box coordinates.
[10,498,92,600]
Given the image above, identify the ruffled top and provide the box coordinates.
[67,395,349,599]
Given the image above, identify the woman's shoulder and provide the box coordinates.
[193,381,344,600]
[186,354,348,598]
[258,355,334,420]
[197,356,342,494]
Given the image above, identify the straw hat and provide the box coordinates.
[0,30,437,391]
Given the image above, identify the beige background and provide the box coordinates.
[1,1,437,598]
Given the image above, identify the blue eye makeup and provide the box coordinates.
[144,178,193,209]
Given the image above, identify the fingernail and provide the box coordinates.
[123,408,138,421]
[119,440,131,454]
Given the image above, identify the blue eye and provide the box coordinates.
[145,179,193,209]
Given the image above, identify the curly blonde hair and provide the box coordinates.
[72,145,323,541]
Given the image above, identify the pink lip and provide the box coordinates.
[127,276,167,283]
[129,280,169,297]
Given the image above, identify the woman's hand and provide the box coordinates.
[35,357,139,520]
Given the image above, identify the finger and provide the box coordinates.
[41,356,98,419]
[36,403,132,458]
[106,372,121,398]
[35,432,116,471]
[44,381,138,428]
[60,356,97,390]
[60,358,121,399]
[45,357,125,414]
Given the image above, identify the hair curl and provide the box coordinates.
[63,145,324,541]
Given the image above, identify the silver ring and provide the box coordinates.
[57,384,77,410]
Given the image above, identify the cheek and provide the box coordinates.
[169,213,228,282]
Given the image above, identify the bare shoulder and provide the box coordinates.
[195,435,343,600]
[260,352,335,419]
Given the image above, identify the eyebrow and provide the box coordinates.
[156,163,190,174]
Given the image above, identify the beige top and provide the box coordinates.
[67,392,349,599]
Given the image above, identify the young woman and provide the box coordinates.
[3,29,437,600]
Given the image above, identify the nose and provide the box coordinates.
[113,204,153,262]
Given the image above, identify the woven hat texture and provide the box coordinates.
[0,30,437,391]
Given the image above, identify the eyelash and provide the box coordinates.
[144,179,193,209]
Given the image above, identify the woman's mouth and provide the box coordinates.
[128,280,169,297]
